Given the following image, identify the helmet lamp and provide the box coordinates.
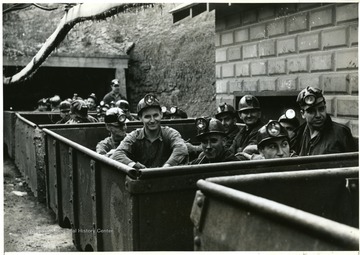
[195,117,208,131]
[285,109,296,119]
[304,95,316,105]
[161,106,167,113]
[144,94,156,105]
[266,121,281,137]
[118,114,127,123]
[170,107,177,114]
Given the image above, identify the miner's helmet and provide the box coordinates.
[169,106,188,119]
[215,102,236,119]
[238,95,260,112]
[137,93,161,117]
[278,109,300,128]
[71,99,88,117]
[115,99,130,111]
[257,120,289,148]
[59,100,71,112]
[104,107,127,126]
[296,86,325,110]
[111,79,120,86]
[195,117,226,139]
[88,93,97,102]
[49,95,61,106]
[38,98,48,106]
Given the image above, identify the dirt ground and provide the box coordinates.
[3,154,77,252]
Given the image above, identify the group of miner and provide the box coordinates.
[34,79,187,125]
[91,85,357,168]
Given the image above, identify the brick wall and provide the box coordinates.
[215,3,358,136]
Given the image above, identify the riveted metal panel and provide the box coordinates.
[52,143,72,228]
[33,127,47,203]
[3,111,16,158]
[194,167,359,251]
[97,164,135,251]
[71,151,97,251]
[45,135,60,219]
[14,114,38,197]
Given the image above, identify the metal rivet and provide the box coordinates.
[350,183,357,190]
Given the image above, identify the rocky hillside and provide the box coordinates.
[3,4,216,116]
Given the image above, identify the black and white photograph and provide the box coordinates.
[2,2,359,252]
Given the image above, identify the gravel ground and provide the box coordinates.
[3,154,77,252]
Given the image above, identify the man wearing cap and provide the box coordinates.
[291,86,357,155]
[66,99,98,124]
[230,95,263,154]
[238,120,296,160]
[111,93,188,169]
[215,102,239,149]
[190,117,239,164]
[56,101,71,124]
[96,108,127,157]
[103,79,126,105]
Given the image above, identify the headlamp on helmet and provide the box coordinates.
[266,121,282,137]
[278,109,300,128]
[284,109,296,119]
[144,94,157,105]
[195,117,209,132]
[170,106,177,114]
[137,93,161,117]
[297,86,324,109]
[257,120,289,147]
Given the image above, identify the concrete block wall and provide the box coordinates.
[215,3,358,136]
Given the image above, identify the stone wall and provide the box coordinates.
[114,4,216,117]
[214,3,358,135]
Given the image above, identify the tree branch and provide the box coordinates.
[4,3,147,85]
